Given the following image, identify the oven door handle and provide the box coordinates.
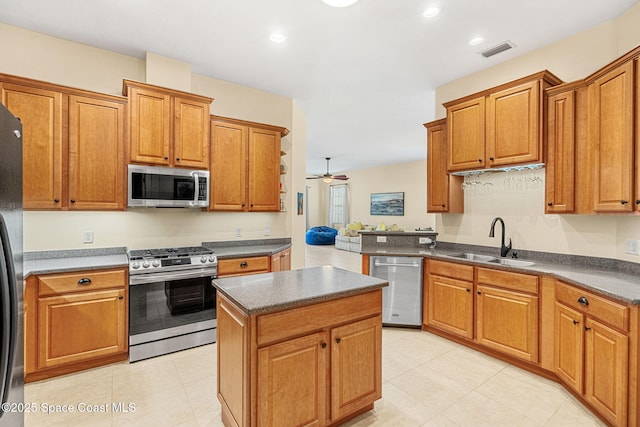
[129,268,218,285]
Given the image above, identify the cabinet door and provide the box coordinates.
[427,274,473,339]
[426,120,463,213]
[174,97,209,169]
[128,86,171,165]
[545,90,575,213]
[330,315,381,422]
[67,95,125,210]
[210,121,248,211]
[257,332,327,427]
[476,285,539,363]
[37,289,127,368]
[584,318,628,427]
[554,302,584,393]
[1,83,63,209]
[487,80,541,167]
[636,58,640,211]
[248,128,281,212]
[590,61,634,212]
[447,97,485,171]
[270,248,291,273]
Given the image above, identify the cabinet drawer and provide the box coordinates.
[218,256,270,277]
[477,267,538,294]
[428,259,474,281]
[556,281,629,332]
[256,290,382,347]
[38,269,127,297]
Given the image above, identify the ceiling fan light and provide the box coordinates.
[322,177,333,183]
[322,0,359,7]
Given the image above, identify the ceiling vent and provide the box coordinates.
[480,41,515,58]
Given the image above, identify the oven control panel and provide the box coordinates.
[129,254,218,273]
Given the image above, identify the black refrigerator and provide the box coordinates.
[0,103,24,426]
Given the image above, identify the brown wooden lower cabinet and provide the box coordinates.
[25,268,128,382]
[270,248,291,272]
[217,290,382,427]
[415,256,639,427]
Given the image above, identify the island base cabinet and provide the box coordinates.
[330,316,382,422]
[258,333,327,426]
[216,290,383,427]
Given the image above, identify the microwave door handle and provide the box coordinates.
[193,173,199,203]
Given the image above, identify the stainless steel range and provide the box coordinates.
[128,246,217,362]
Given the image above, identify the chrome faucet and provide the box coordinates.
[489,217,512,258]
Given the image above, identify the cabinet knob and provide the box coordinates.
[577,296,589,306]
[584,326,592,331]
[321,342,327,349]
[118,296,124,300]
[636,200,640,205]
[335,337,341,344]
[77,278,92,285]
[54,198,60,203]
[70,199,76,204]
[240,262,248,267]
[477,159,482,163]
[477,291,481,295]
[176,158,181,161]
[621,200,629,205]
[466,288,470,292]
[547,202,553,206]
[572,319,579,325]
[441,204,446,208]
[489,157,494,161]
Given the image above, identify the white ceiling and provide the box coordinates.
[0,0,636,175]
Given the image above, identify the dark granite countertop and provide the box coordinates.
[203,238,291,259]
[361,244,640,305]
[23,247,129,278]
[212,266,388,315]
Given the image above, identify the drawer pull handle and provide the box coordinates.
[321,342,327,349]
[572,319,579,325]
[335,338,341,344]
[577,296,589,306]
[621,200,629,205]
[584,326,591,331]
[240,262,248,267]
[77,278,92,285]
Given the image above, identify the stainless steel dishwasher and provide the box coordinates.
[369,256,423,327]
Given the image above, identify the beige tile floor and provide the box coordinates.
[24,244,605,427]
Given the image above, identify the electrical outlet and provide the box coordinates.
[235,226,242,237]
[419,237,432,244]
[376,236,387,243]
[264,225,271,236]
[82,231,94,244]
[625,239,639,255]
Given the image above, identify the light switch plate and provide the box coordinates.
[235,226,242,237]
[264,225,271,236]
[82,231,94,244]
[625,239,639,255]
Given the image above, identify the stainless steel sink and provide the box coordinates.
[445,253,497,262]
[486,258,535,267]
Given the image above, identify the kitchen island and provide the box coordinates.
[212,266,388,427]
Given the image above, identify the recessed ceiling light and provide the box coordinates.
[422,7,440,18]
[469,36,485,46]
[269,33,286,43]
[322,0,359,7]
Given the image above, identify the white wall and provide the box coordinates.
[0,23,306,266]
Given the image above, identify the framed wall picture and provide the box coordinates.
[370,192,404,216]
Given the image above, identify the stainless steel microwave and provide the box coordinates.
[128,165,210,208]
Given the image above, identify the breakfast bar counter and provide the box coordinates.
[212,266,388,427]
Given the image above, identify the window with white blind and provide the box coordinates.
[328,184,349,229]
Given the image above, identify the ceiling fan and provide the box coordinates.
[306,157,349,183]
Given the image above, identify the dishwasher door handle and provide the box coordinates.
[373,262,420,268]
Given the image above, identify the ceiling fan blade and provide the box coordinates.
[332,175,349,180]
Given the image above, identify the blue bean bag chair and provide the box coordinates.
[306,226,338,245]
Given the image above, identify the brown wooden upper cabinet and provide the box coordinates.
[210,116,288,212]
[123,80,213,169]
[444,71,562,173]
[424,119,463,213]
[1,74,126,211]
[588,60,635,212]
